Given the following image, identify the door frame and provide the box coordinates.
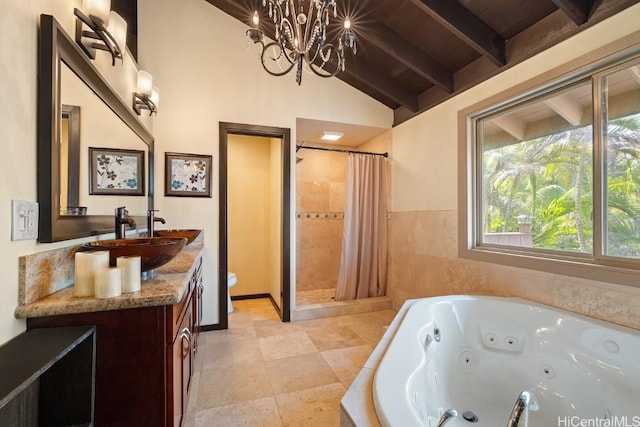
[218,122,291,328]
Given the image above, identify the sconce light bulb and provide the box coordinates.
[150,86,160,108]
[252,11,260,27]
[83,0,111,23]
[344,18,351,30]
[136,70,153,97]
[107,11,127,53]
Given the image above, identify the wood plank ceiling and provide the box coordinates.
[206,0,640,125]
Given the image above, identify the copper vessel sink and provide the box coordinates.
[153,229,201,245]
[79,237,187,272]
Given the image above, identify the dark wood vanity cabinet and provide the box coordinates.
[27,256,203,427]
[172,299,193,427]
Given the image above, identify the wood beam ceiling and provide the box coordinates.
[408,0,506,66]
[366,24,453,93]
[203,0,640,126]
[552,0,592,24]
[346,54,420,111]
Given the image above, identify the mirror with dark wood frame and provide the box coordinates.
[38,14,154,242]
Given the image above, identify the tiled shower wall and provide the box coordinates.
[296,148,348,292]
[388,210,640,330]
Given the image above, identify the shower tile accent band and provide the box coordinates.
[296,212,345,220]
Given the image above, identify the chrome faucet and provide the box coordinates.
[115,207,136,239]
[507,390,537,427]
[147,209,166,237]
[436,409,457,427]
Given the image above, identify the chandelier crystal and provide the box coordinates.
[246,0,357,85]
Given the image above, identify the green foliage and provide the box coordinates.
[483,113,640,258]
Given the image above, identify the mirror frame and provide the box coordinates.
[38,14,154,242]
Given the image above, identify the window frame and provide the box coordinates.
[458,37,640,288]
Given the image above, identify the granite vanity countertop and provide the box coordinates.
[14,244,204,319]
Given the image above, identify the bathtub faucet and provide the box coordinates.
[507,390,538,427]
[436,409,457,427]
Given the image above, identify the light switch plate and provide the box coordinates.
[11,200,38,241]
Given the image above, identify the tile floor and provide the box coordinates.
[185,298,396,426]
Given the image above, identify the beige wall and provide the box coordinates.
[137,0,393,324]
[228,135,271,296]
[296,147,347,292]
[388,4,640,330]
[227,135,282,303]
[0,0,153,344]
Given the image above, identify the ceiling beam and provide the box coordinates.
[342,57,420,112]
[366,25,453,93]
[409,0,505,66]
[551,0,591,25]
[544,92,584,126]
[491,114,526,140]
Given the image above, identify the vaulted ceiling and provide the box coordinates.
[206,0,639,125]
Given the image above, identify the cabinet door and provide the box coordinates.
[172,301,193,427]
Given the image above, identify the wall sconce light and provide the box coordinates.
[133,70,159,115]
[74,0,127,66]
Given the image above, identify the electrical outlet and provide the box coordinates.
[12,200,38,241]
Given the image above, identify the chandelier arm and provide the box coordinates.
[304,20,322,64]
[278,17,298,61]
[301,0,315,52]
[306,55,341,79]
[304,41,341,73]
[260,41,296,77]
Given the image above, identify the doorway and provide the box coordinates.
[218,122,291,328]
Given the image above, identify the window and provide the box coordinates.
[479,81,594,254]
[602,63,640,259]
[461,49,640,286]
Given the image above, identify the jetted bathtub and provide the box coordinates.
[373,296,640,427]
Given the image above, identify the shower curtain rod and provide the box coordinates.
[296,144,388,158]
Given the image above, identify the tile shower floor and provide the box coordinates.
[185,298,396,426]
[296,288,337,306]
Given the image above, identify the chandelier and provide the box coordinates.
[246,0,357,85]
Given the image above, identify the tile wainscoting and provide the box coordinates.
[388,210,640,330]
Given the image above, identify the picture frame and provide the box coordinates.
[88,147,145,196]
[165,152,212,197]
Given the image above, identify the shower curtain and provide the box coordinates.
[335,153,388,301]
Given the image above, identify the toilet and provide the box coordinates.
[227,272,237,312]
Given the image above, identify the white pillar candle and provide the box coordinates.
[94,267,122,299]
[74,251,109,297]
[117,256,141,293]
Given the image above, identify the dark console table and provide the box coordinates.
[0,326,95,426]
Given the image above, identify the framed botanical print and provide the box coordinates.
[89,147,145,195]
[165,152,212,197]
